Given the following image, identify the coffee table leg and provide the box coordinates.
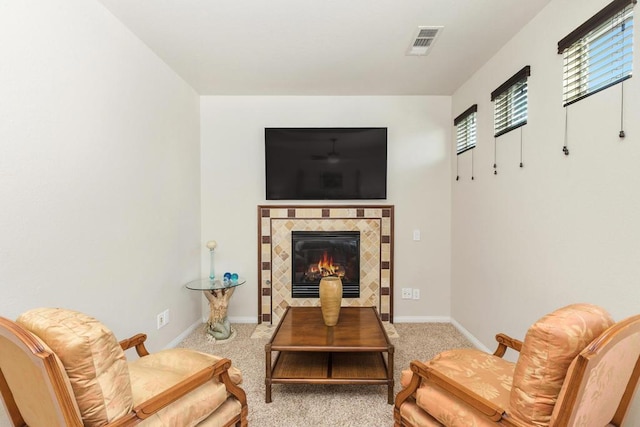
[265,344,272,403]
[266,379,272,403]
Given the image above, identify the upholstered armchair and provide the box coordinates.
[394,303,640,427]
[0,307,248,427]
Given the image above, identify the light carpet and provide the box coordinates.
[179,322,474,427]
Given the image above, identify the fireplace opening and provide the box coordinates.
[291,231,360,298]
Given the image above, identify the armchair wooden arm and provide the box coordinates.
[114,335,247,426]
[133,358,246,420]
[493,333,523,358]
[106,358,247,426]
[393,361,422,413]
[119,333,150,357]
[394,360,505,423]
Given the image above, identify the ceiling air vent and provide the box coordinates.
[407,26,443,56]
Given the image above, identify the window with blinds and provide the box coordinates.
[491,66,530,138]
[454,104,477,155]
[558,0,635,106]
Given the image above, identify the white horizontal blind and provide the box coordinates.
[456,111,476,155]
[562,3,634,106]
[493,76,528,137]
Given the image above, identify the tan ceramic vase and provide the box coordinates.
[319,276,342,326]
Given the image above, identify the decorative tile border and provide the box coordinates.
[258,205,394,325]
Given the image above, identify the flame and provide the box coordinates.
[317,252,336,276]
[316,252,345,278]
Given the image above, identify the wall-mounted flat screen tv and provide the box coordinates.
[265,127,387,200]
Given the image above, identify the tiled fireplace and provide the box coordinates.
[258,205,394,325]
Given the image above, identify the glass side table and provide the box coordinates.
[186,277,246,340]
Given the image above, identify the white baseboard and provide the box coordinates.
[450,318,491,353]
[229,316,258,324]
[199,316,258,324]
[393,315,450,323]
[165,320,202,349]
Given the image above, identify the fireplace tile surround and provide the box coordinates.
[258,205,394,325]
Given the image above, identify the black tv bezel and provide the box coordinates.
[264,127,388,201]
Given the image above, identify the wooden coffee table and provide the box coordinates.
[265,306,394,403]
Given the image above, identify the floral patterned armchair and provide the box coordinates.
[394,303,640,426]
[0,307,248,427]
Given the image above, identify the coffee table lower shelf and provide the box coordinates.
[267,351,392,402]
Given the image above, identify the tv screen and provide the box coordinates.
[265,127,387,200]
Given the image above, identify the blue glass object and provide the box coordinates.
[231,273,238,284]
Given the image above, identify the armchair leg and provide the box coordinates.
[239,405,248,427]
[394,370,421,427]
[216,364,248,427]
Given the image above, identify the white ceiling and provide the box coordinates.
[96,0,551,96]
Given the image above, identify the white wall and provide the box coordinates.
[452,0,640,421]
[200,96,452,322]
[0,0,202,351]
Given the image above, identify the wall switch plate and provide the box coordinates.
[157,309,170,329]
[412,229,421,241]
[401,288,412,299]
[412,289,420,300]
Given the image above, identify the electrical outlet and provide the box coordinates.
[157,309,169,329]
[401,288,412,299]
[412,289,420,300]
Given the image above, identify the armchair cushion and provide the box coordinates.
[129,348,243,427]
[414,383,500,427]
[16,307,134,427]
[195,399,243,427]
[397,401,444,427]
[129,348,243,386]
[400,349,515,426]
[509,303,614,426]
